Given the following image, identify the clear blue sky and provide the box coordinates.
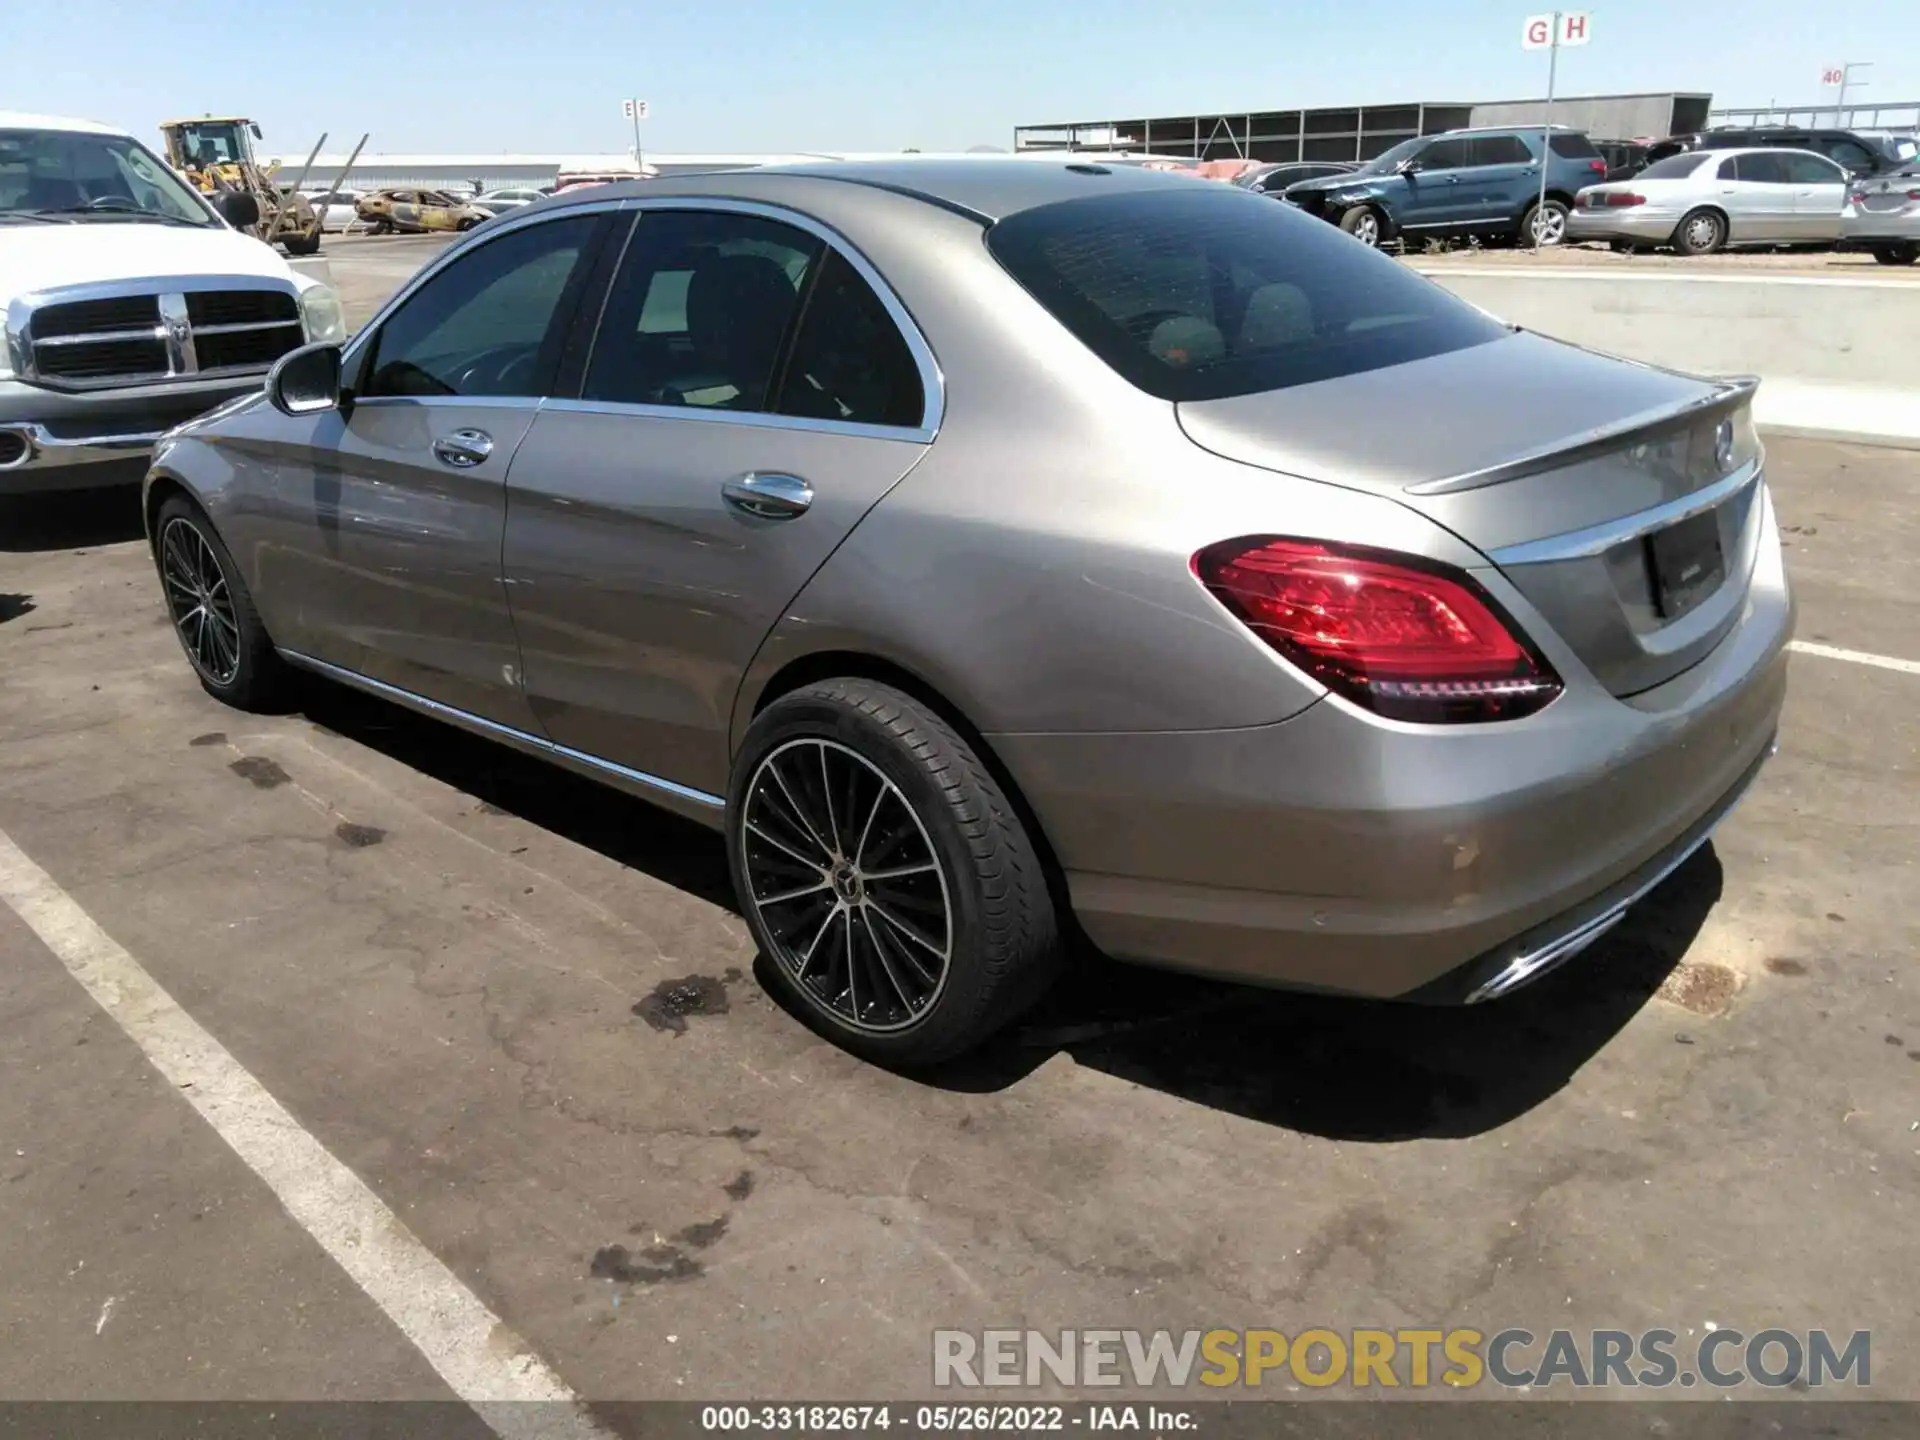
[8,0,1916,154]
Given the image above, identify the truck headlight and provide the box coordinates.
[300,284,348,345]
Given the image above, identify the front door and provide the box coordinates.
[268,209,608,728]
[502,206,937,798]
[1398,136,1474,230]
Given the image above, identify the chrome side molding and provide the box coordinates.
[276,650,727,812]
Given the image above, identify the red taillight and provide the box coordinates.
[1851,191,1869,204]
[1605,192,1646,207]
[1909,189,1920,201]
[1192,538,1563,723]
[1589,159,1608,174]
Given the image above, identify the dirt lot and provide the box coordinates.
[1,238,1918,1423]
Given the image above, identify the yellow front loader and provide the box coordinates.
[159,116,361,256]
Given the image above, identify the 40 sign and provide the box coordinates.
[1523,11,1593,48]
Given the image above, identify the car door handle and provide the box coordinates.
[432,429,494,468]
[722,472,813,519]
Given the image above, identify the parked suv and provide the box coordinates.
[1646,127,1914,178]
[1284,126,1608,247]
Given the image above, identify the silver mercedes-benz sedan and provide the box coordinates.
[143,161,1792,1065]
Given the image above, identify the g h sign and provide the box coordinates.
[1522,11,1593,48]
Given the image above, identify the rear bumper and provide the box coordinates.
[992,497,1793,1000]
[1567,209,1681,243]
[0,376,262,495]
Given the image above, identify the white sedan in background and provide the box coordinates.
[1567,147,1849,255]
[472,186,547,215]
[300,189,363,231]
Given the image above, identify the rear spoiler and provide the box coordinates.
[1408,374,1760,497]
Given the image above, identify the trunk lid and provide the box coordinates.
[1177,331,1765,697]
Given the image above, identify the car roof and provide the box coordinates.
[533,158,1202,223]
[0,110,127,137]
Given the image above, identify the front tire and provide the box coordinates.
[154,494,287,711]
[1673,207,1728,256]
[1338,205,1384,247]
[1872,242,1918,266]
[728,680,1061,1067]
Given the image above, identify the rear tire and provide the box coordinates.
[728,679,1061,1067]
[1338,205,1384,247]
[281,230,321,256]
[1673,207,1728,256]
[1872,242,1918,266]
[1521,199,1569,247]
[153,494,288,712]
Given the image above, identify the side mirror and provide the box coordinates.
[212,190,261,229]
[250,122,264,139]
[1399,158,1424,175]
[268,343,343,416]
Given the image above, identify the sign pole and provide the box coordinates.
[631,102,643,172]
[1534,11,1558,250]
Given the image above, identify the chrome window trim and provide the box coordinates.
[540,397,934,445]
[5,274,303,391]
[277,649,727,811]
[350,394,545,413]
[343,193,947,442]
[1488,460,1763,566]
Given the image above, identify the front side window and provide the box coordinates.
[1417,138,1473,171]
[987,187,1510,403]
[0,127,214,226]
[583,210,819,411]
[361,213,600,399]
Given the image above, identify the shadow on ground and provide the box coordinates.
[0,487,146,552]
[295,673,1717,1144]
[0,593,35,624]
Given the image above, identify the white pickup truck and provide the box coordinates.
[1,111,346,494]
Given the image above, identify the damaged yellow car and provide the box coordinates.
[354,188,488,234]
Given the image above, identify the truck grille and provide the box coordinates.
[21,285,305,390]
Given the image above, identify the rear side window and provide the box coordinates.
[774,249,925,429]
[1735,153,1788,184]
[1639,154,1712,180]
[986,188,1510,403]
[584,210,820,411]
[1548,132,1601,158]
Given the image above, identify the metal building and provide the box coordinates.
[1014,92,1713,161]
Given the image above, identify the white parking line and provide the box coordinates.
[0,826,610,1440]
[1789,640,1920,676]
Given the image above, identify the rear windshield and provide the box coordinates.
[986,187,1509,403]
[1548,132,1600,157]
[1636,153,1713,180]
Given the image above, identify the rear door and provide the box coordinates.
[1463,132,1538,225]
[1781,150,1848,239]
[254,208,610,728]
[501,204,939,798]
